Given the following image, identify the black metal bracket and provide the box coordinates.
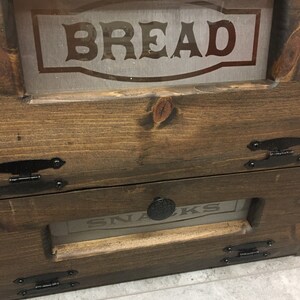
[14,270,79,297]
[245,137,300,169]
[222,240,274,265]
[222,251,270,264]
[223,240,274,253]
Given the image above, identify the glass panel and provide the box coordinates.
[14,0,274,96]
[50,198,252,245]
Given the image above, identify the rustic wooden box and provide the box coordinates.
[0,0,299,299]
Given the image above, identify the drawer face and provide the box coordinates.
[0,226,298,300]
[0,168,299,299]
[0,168,299,232]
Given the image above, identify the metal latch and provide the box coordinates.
[245,137,300,169]
[222,240,274,264]
[14,270,79,297]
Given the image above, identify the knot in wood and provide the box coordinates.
[152,97,174,124]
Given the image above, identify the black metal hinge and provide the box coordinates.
[0,157,65,183]
[14,270,79,297]
[245,137,300,169]
[0,158,67,194]
[222,240,274,265]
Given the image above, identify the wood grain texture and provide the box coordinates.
[0,0,23,95]
[0,82,299,199]
[272,25,300,81]
[53,220,251,261]
[0,43,17,95]
[270,0,300,81]
[29,80,278,105]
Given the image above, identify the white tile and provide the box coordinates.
[104,268,300,300]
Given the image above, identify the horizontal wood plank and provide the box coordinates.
[0,82,299,199]
[0,168,299,231]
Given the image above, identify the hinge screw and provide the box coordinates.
[252,142,260,148]
[248,161,255,168]
[21,291,27,296]
[53,158,62,168]
[17,278,24,284]
[267,241,273,247]
[56,180,64,189]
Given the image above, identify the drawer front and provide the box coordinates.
[0,168,299,298]
[0,226,298,300]
[0,168,299,233]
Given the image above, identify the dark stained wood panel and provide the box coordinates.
[0,82,299,199]
[0,0,23,95]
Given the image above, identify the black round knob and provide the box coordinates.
[147,197,176,221]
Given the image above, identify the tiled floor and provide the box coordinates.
[32,256,300,300]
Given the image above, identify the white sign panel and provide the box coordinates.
[14,0,274,95]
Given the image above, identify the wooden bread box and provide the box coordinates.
[0,0,299,298]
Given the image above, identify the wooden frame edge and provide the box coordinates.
[0,0,24,96]
[269,0,300,82]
